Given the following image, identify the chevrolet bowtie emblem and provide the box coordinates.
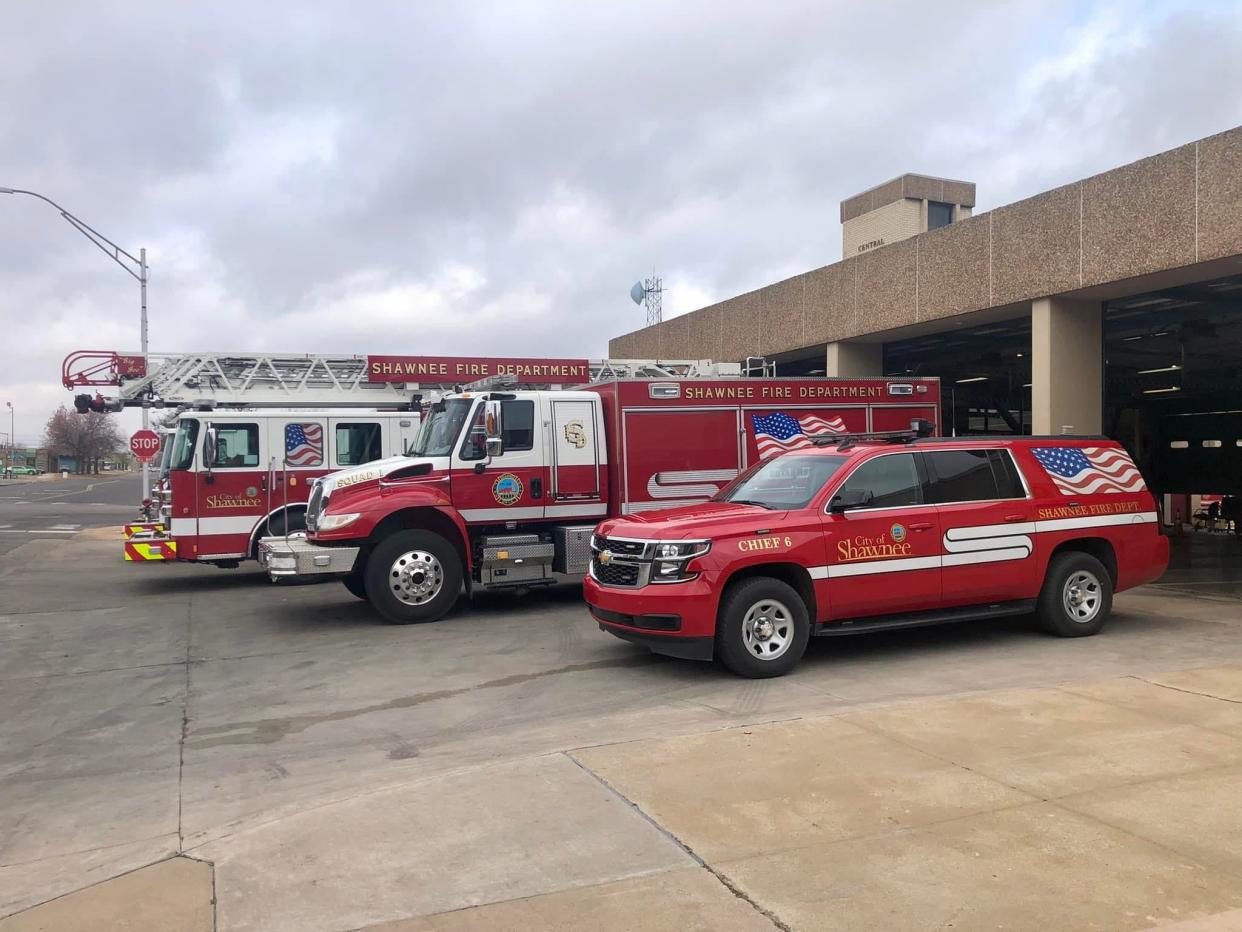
[599,550,613,564]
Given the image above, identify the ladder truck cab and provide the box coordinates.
[126,408,420,565]
[259,374,941,623]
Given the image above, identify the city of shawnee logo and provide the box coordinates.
[837,528,911,562]
[206,493,262,509]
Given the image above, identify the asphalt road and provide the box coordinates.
[0,473,140,555]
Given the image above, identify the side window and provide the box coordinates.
[501,400,534,451]
[212,424,260,468]
[926,450,999,504]
[335,422,382,466]
[988,450,1027,499]
[835,453,922,509]
[461,400,535,460]
[283,422,324,467]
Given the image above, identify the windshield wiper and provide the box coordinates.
[729,498,775,509]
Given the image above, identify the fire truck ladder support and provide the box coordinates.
[63,351,747,411]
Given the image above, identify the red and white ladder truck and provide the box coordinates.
[61,350,745,566]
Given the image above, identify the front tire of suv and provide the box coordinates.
[365,530,462,624]
[1036,551,1113,637]
[715,577,810,678]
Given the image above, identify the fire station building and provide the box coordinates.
[609,125,1242,502]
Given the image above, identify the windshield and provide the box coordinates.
[410,398,474,457]
[169,419,200,470]
[158,435,175,480]
[716,454,847,510]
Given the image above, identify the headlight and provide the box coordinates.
[316,512,361,532]
[654,540,711,560]
[651,539,710,583]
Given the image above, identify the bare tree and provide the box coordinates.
[43,406,125,474]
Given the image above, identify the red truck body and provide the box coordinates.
[261,376,940,622]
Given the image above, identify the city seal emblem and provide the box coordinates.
[890,523,907,544]
[492,472,524,506]
[564,420,587,449]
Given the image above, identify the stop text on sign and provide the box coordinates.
[366,356,591,385]
[130,429,161,462]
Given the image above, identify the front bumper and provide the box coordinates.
[584,573,719,661]
[123,531,177,562]
[259,536,360,578]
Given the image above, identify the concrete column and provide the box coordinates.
[1031,297,1102,435]
[825,341,882,377]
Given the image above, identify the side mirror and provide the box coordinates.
[829,488,872,513]
[484,400,504,458]
[202,424,217,483]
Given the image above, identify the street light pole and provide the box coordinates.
[0,187,151,498]
[4,402,12,477]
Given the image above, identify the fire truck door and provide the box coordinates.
[550,399,601,500]
[196,419,263,557]
[450,398,547,523]
[819,451,942,619]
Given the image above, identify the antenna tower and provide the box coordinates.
[629,276,664,326]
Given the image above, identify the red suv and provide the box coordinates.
[584,431,1168,677]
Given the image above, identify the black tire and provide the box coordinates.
[365,529,462,624]
[1036,551,1113,637]
[342,568,368,601]
[715,577,810,678]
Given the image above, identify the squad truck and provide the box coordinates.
[258,374,941,622]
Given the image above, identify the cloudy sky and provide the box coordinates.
[2,0,1240,445]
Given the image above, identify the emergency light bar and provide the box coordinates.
[813,418,936,451]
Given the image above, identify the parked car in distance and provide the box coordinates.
[9,465,40,476]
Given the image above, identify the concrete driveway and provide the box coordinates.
[3,531,1242,930]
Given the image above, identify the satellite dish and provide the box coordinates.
[630,281,646,305]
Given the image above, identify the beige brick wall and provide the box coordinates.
[842,198,923,256]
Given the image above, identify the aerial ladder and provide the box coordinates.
[62,349,752,414]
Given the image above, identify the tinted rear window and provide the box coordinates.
[988,449,1026,499]
[925,450,998,503]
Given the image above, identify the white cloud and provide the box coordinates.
[1,0,1240,446]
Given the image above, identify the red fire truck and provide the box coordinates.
[126,408,422,564]
[259,375,940,622]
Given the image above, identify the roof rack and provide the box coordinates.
[813,418,936,451]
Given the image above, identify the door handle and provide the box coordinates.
[531,477,543,500]
[1004,514,1026,522]
[909,521,933,531]
[260,476,267,493]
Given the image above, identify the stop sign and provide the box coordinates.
[130,429,161,463]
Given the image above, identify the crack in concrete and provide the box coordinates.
[563,751,791,932]
[1128,674,1242,705]
[178,600,193,852]
[185,654,660,749]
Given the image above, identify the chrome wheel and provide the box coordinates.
[389,550,444,606]
[1062,570,1102,623]
[741,598,794,660]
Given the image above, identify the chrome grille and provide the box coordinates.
[592,536,647,558]
[591,560,641,587]
[589,535,651,588]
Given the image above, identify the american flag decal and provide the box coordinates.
[751,412,847,459]
[1031,446,1146,495]
[285,422,324,467]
